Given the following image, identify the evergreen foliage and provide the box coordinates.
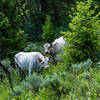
[42,15,55,42]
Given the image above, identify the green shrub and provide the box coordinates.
[21,81,33,91]
[0,12,27,59]
[0,84,11,100]
[25,74,43,92]
[24,43,39,52]
[71,59,93,72]
[13,86,24,96]
[63,0,100,64]
[40,72,71,100]
[1,58,11,69]
[0,58,20,85]
[24,42,43,53]
[42,15,55,43]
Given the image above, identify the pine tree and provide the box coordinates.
[42,15,55,43]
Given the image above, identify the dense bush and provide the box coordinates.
[24,42,43,53]
[25,74,43,92]
[0,12,27,59]
[63,0,100,64]
[71,59,93,72]
[42,15,55,43]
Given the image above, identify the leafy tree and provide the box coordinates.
[63,0,100,64]
[0,0,27,59]
[42,15,55,42]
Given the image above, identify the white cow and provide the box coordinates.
[14,52,50,76]
[43,36,67,65]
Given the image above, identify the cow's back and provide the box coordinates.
[52,37,66,61]
[15,52,35,70]
[52,36,66,52]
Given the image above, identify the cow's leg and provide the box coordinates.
[49,56,53,62]
[37,67,42,73]
[21,70,26,78]
[29,68,32,75]
[18,67,25,81]
[15,63,22,76]
[29,63,33,75]
[52,56,57,65]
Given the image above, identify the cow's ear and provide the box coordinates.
[38,58,42,63]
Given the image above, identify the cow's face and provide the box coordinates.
[43,43,56,56]
[43,43,51,54]
[38,57,50,69]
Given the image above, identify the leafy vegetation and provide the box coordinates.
[0,0,100,100]
[0,59,100,99]
[42,15,55,43]
[63,0,100,65]
[0,0,27,59]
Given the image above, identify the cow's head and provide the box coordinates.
[38,57,50,69]
[43,43,56,56]
[43,43,51,54]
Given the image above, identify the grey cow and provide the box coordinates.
[43,36,67,65]
[14,52,50,77]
